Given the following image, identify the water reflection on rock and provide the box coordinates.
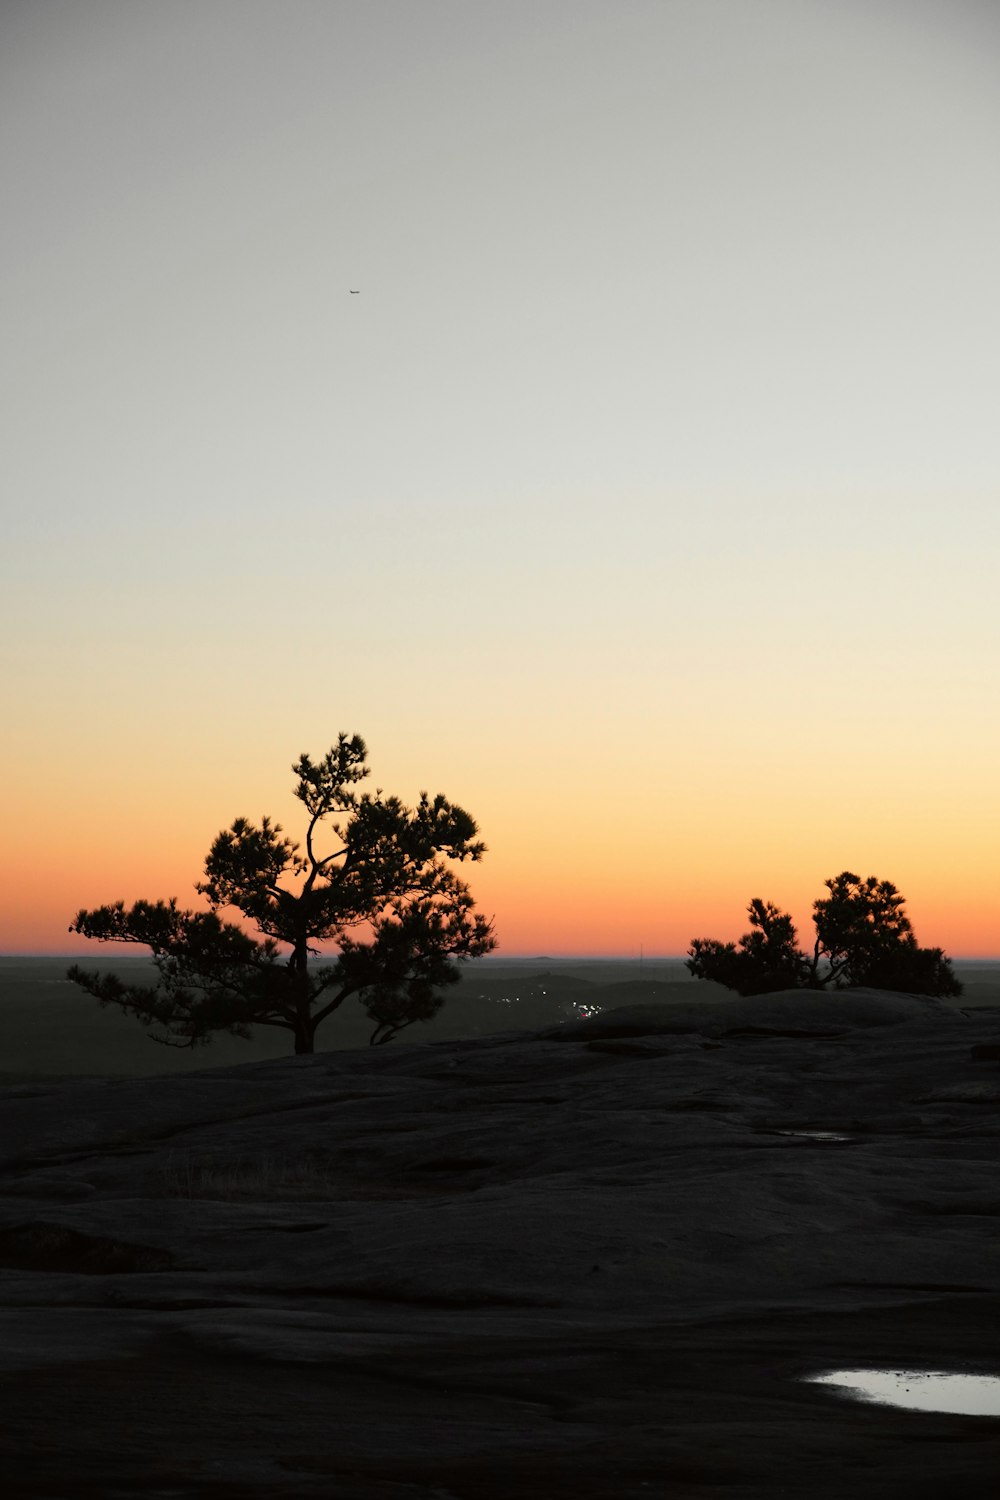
[775,1129,851,1142]
[808,1368,1000,1415]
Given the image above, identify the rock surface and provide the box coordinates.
[1,988,999,1497]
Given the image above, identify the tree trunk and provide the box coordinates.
[289,936,314,1055]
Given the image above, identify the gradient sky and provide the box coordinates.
[3,0,998,957]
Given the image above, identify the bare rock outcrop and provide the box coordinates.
[0,989,998,1496]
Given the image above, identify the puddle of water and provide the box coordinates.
[808,1368,1000,1415]
[775,1129,851,1142]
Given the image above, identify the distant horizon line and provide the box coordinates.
[5,951,1000,964]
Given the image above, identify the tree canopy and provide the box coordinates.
[69,735,496,1052]
[686,871,961,998]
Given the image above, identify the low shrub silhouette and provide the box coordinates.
[687,872,961,998]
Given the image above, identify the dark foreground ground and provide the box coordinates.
[1,987,998,1497]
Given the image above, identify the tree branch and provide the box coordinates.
[311,982,363,1027]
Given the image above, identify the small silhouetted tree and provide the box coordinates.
[686,871,961,998]
[687,898,810,996]
[69,735,496,1052]
[808,871,961,995]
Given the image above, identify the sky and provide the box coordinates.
[2,0,999,958]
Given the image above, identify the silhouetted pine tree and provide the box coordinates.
[69,735,495,1051]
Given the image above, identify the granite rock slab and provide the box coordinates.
[1,988,998,1497]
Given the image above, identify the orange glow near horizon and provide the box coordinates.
[4,724,997,960]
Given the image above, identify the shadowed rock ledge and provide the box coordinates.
[1,988,998,1497]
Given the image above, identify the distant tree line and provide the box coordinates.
[686,871,961,998]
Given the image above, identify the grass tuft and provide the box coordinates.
[158,1152,340,1201]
